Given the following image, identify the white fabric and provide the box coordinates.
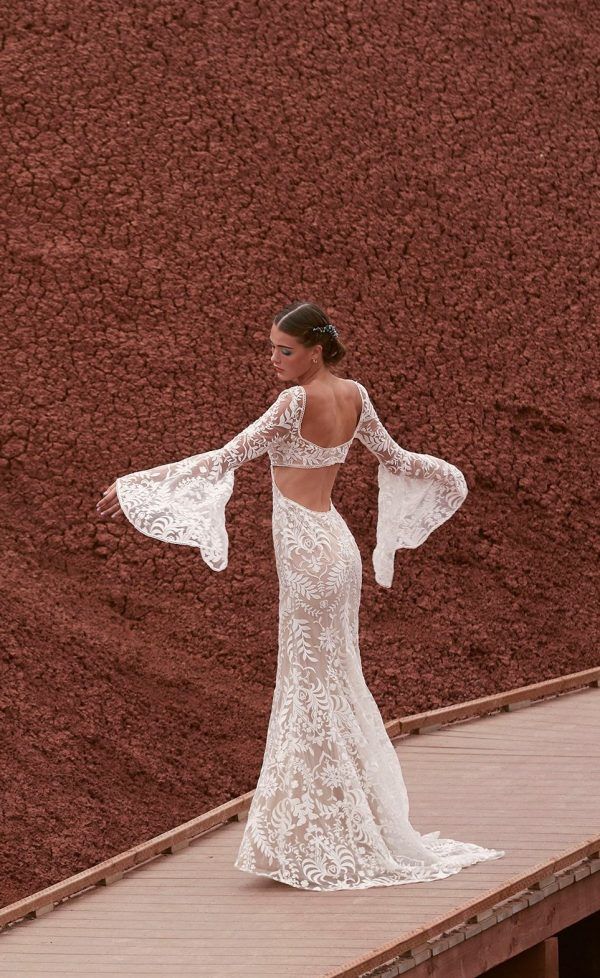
[115,381,469,588]
[115,381,505,890]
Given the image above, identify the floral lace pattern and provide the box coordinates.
[115,381,469,588]
[115,387,300,571]
[353,383,469,587]
[115,381,504,889]
[233,470,505,890]
[268,382,359,466]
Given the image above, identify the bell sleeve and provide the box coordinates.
[355,383,469,588]
[114,387,298,573]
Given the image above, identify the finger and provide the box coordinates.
[104,499,123,518]
[96,484,117,514]
[97,504,119,518]
[97,484,116,506]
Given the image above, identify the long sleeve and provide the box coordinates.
[355,384,469,588]
[115,387,298,572]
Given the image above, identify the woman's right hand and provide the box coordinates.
[96,481,123,520]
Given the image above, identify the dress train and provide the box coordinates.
[233,469,506,890]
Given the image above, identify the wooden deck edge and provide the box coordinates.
[322,849,600,978]
[1,666,598,934]
[384,665,600,739]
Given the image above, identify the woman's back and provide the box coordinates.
[271,377,363,512]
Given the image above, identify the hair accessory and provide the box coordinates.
[311,322,338,339]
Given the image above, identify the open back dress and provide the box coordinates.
[115,380,506,891]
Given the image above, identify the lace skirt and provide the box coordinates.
[233,468,506,890]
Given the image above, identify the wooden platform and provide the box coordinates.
[1,672,599,978]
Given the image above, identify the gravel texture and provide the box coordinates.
[1,0,598,905]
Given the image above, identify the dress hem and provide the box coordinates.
[233,847,507,892]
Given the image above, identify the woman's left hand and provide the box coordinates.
[96,481,123,519]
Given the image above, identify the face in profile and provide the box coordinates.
[269,324,320,382]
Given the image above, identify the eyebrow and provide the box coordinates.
[269,338,293,349]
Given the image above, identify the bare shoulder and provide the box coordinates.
[325,376,364,424]
[338,377,364,416]
[301,377,360,406]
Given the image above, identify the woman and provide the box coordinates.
[96,300,505,891]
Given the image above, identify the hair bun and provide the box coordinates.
[311,323,338,339]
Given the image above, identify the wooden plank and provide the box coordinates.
[0,679,598,978]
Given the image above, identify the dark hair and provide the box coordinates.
[273,300,347,368]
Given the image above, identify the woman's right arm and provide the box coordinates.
[96,387,299,571]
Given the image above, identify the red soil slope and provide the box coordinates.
[1,1,598,905]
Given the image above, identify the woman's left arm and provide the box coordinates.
[354,383,469,588]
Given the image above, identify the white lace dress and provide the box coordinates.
[115,381,506,890]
